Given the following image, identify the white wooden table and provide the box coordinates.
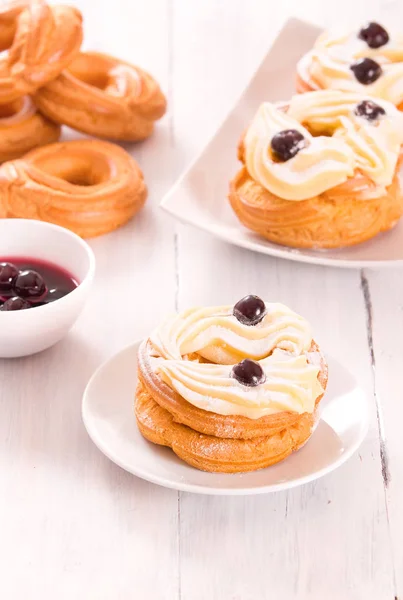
[0,1,402,598]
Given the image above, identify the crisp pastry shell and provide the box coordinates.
[135,379,320,474]
[0,96,60,163]
[229,167,403,249]
[137,338,327,441]
[34,51,167,141]
[0,0,83,103]
[0,139,147,238]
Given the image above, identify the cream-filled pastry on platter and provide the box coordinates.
[135,295,328,473]
[229,90,403,248]
[297,22,403,110]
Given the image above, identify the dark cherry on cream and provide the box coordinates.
[233,295,266,326]
[0,258,78,312]
[232,359,266,387]
[358,22,389,49]
[350,58,382,84]
[271,129,306,162]
[354,99,386,121]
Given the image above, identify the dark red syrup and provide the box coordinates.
[0,257,78,311]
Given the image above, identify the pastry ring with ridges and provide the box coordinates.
[0,0,83,103]
[34,51,167,141]
[229,90,403,249]
[0,1,28,50]
[136,297,328,473]
[0,139,147,238]
[0,96,60,163]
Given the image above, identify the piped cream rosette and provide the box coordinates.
[138,298,327,436]
[149,303,323,419]
[244,91,403,200]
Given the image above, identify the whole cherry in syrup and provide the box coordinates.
[0,262,19,292]
[232,359,266,387]
[233,295,266,326]
[0,257,78,312]
[14,270,46,299]
[1,297,31,311]
[354,99,386,121]
[350,58,382,85]
[271,129,306,162]
[358,22,389,49]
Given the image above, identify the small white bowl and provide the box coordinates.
[0,219,95,358]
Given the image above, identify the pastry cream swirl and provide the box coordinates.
[149,303,323,418]
[244,102,354,200]
[244,91,403,200]
[288,90,403,188]
[298,28,403,106]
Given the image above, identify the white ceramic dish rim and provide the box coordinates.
[0,219,96,316]
[160,18,403,270]
[82,340,370,496]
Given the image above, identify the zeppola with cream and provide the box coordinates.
[135,295,328,473]
[229,90,403,248]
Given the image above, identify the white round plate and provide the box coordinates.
[82,340,370,495]
[161,18,403,269]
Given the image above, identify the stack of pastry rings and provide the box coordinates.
[0,0,82,161]
[0,1,166,146]
[0,0,168,236]
[0,0,83,103]
[136,339,328,473]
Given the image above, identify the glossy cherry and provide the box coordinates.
[0,257,77,311]
[232,359,266,387]
[0,262,18,292]
[354,99,386,121]
[233,295,266,326]
[350,58,382,84]
[14,270,46,299]
[271,129,306,161]
[0,296,31,311]
[358,22,389,49]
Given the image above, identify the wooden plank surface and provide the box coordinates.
[0,0,401,598]
[0,2,180,599]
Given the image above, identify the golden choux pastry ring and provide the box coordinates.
[35,51,167,141]
[0,0,83,103]
[0,96,60,163]
[0,139,147,238]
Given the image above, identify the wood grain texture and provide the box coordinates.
[174,237,395,599]
[172,2,400,598]
[0,0,401,598]
[0,1,180,599]
[363,267,403,598]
